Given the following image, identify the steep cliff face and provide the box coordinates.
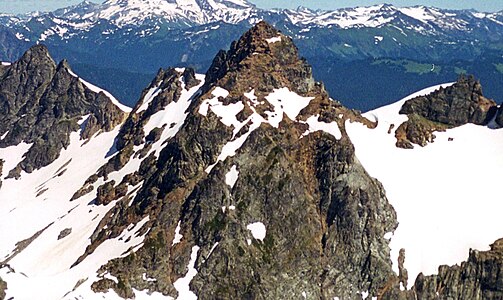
[395,75,498,148]
[413,239,503,300]
[73,21,398,299]
[0,45,128,178]
[382,239,503,300]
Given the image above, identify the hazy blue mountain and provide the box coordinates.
[1,1,502,111]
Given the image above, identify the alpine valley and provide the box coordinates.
[0,0,503,111]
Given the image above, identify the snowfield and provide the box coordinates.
[0,69,206,299]
[346,84,503,288]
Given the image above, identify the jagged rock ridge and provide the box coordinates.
[395,74,498,148]
[0,44,128,178]
[70,21,398,299]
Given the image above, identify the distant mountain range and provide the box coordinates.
[0,0,502,111]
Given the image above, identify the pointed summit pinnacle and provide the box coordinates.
[204,21,314,94]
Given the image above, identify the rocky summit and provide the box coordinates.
[0,21,502,300]
[0,45,128,178]
[395,74,498,148]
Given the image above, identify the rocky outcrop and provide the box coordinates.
[0,45,127,177]
[79,21,397,299]
[381,238,503,300]
[0,276,6,300]
[495,106,503,127]
[413,239,503,299]
[396,75,498,148]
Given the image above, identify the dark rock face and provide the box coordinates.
[496,106,503,127]
[0,276,6,300]
[396,75,498,148]
[382,238,503,300]
[80,21,397,299]
[399,75,497,126]
[57,228,72,240]
[0,45,127,177]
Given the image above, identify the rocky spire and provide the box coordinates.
[80,21,397,299]
[205,21,317,95]
[0,45,128,177]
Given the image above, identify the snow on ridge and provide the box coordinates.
[202,87,315,173]
[301,115,342,140]
[137,83,162,113]
[264,87,314,127]
[88,0,254,27]
[0,123,143,299]
[143,73,205,158]
[346,82,503,289]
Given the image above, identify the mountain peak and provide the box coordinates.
[17,44,55,68]
[205,21,316,95]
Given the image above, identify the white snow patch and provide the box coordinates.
[266,35,282,43]
[173,246,200,300]
[172,221,183,246]
[207,242,219,258]
[229,205,236,210]
[198,87,240,127]
[302,291,307,298]
[246,222,266,242]
[205,119,261,173]
[361,291,369,299]
[205,87,314,174]
[0,130,9,140]
[142,273,157,282]
[1,61,11,66]
[264,88,314,127]
[400,7,437,23]
[137,83,163,113]
[0,141,32,179]
[104,272,119,284]
[346,82,503,288]
[133,289,174,300]
[301,115,342,139]
[225,165,239,188]
[133,288,174,299]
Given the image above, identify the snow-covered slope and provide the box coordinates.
[346,84,503,288]
[0,67,205,299]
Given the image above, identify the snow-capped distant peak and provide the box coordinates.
[91,0,255,27]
